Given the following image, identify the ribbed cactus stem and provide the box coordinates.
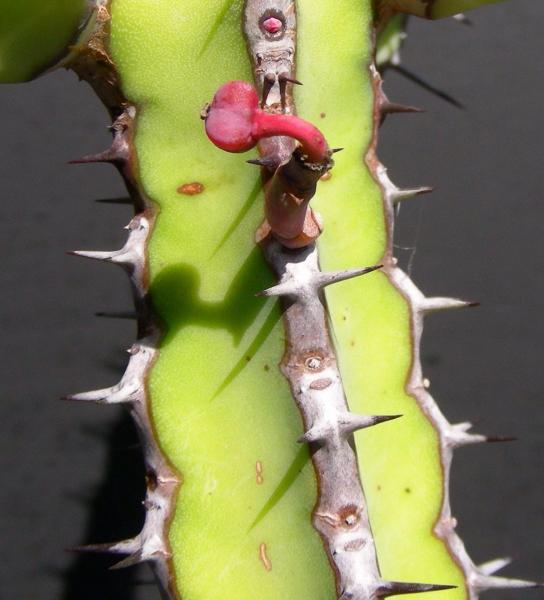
[12,1,537,598]
[243,1,464,596]
[260,239,455,599]
[368,61,541,595]
[65,34,181,593]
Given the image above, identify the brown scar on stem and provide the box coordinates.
[177,181,205,195]
[309,378,332,390]
[256,460,264,485]
[259,543,272,571]
[344,538,366,552]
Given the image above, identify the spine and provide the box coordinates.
[65,5,180,597]
[369,58,540,598]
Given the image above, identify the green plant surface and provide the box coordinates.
[297,2,464,597]
[0,0,89,83]
[109,0,335,597]
[109,0,466,597]
[0,0,542,598]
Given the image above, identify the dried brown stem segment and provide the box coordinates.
[255,148,330,248]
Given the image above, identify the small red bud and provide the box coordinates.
[262,17,283,34]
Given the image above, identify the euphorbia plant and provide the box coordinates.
[1,0,541,599]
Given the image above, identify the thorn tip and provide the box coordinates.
[378,581,457,596]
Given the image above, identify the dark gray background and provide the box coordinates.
[0,2,542,598]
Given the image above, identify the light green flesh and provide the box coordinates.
[0,0,88,82]
[109,0,464,598]
[110,1,333,598]
[297,4,464,597]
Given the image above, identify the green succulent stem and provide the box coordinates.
[0,0,95,83]
[1,0,540,599]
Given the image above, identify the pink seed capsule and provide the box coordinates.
[262,17,283,34]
